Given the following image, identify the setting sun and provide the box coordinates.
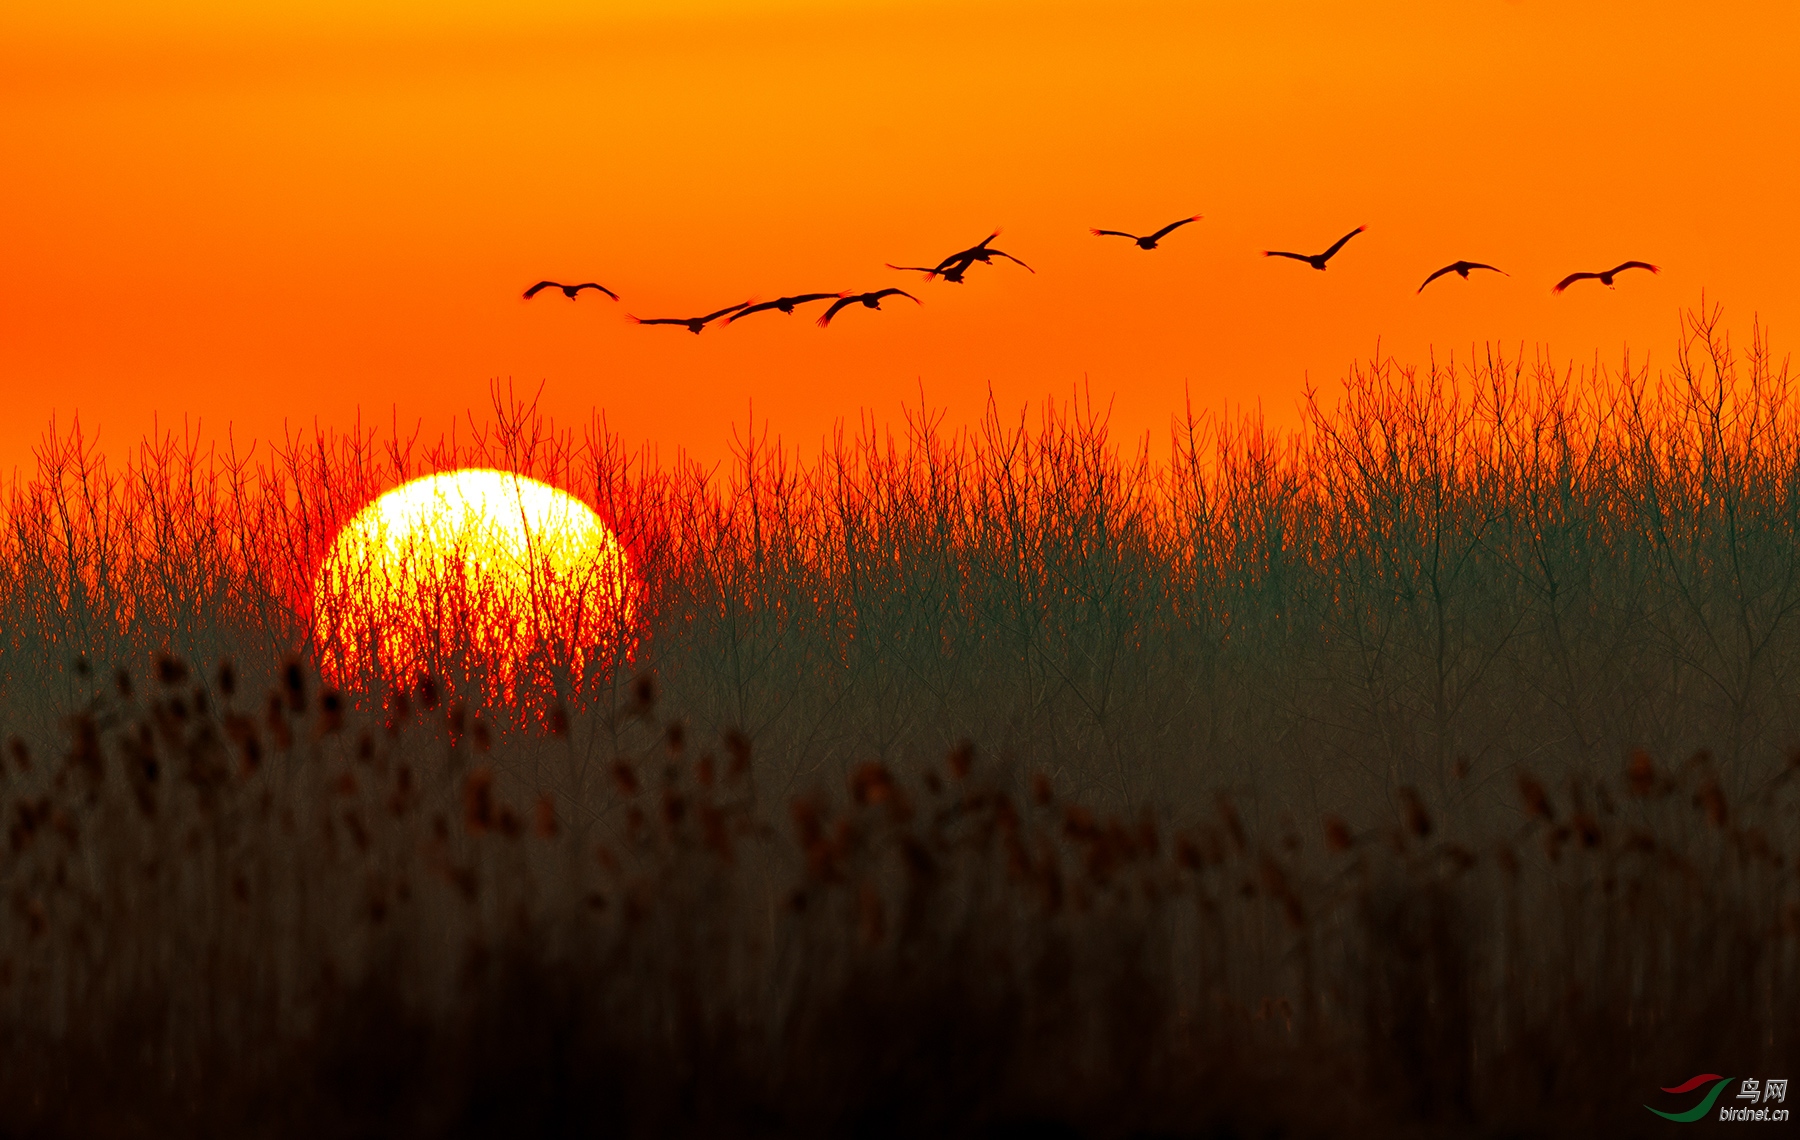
[5,1,1798,1130]
[311,468,635,701]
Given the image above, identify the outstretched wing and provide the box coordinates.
[699,301,754,324]
[1610,261,1660,276]
[1319,225,1366,262]
[875,288,921,304]
[729,293,840,322]
[574,282,620,300]
[936,232,1000,271]
[724,300,781,323]
[523,281,561,299]
[1147,215,1202,242]
[1416,264,1459,293]
[1262,250,1311,262]
[1551,272,1598,294]
[1463,262,1506,276]
[1091,228,1139,240]
[912,252,976,281]
[628,315,690,326]
[990,250,1035,273]
[816,296,859,327]
[887,263,944,278]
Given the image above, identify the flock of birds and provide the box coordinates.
[523,216,1660,335]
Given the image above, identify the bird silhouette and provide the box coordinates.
[627,301,752,334]
[817,288,920,327]
[1417,260,1508,293]
[889,232,1032,283]
[1263,225,1366,271]
[886,262,970,284]
[1552,261,1660,294]
[523,280,619,301]
[1091,215,1202,250]
[725,293,843,323]
[946,232,1034,274]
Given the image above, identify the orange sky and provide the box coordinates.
[3,0,1796,477]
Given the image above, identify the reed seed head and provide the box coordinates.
[1517,773,1555,821]
[319,689,344,734]
[699,803,731,861]
[1694,778,1728,828]
[463,767,495,835]
[723,728,751,780]
[849,761,896,807]
[1174,834,1203,870]
[496,806,522,839]
[1322,815,1354,853]
[947,739,974,780]
[1398,786,1432,838]
[1571,812,1603,848]
[282,657,306,712]
[611,760,639,797]
[630,671,658,717]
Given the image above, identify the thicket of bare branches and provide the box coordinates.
[0,304,1796,1134]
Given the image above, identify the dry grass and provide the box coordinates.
[0,662,1793,1137]
[0,303,1797,1135]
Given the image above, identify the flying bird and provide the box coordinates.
[1551,261,1660,294]
[886,262,970,284]
[946,232,1034,274]
[725,293,843,323]
[1417,260,1508,293]
[1091,215,1202,250]
[627,301,752,334]
[816,289,920,328]
[888,232,1032,283]
[523,280,619,301]
[1262,225,1366,271]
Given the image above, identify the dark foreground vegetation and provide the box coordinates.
[1,305,1798,1134]
[1,663,1793,1138]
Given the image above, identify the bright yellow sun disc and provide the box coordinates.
[312,469,635,699]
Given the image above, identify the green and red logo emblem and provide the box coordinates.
[1647,1074,1789,1122]
[1647,1075,1733,1122]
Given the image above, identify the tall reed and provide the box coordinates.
[2,304,1797,1133]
